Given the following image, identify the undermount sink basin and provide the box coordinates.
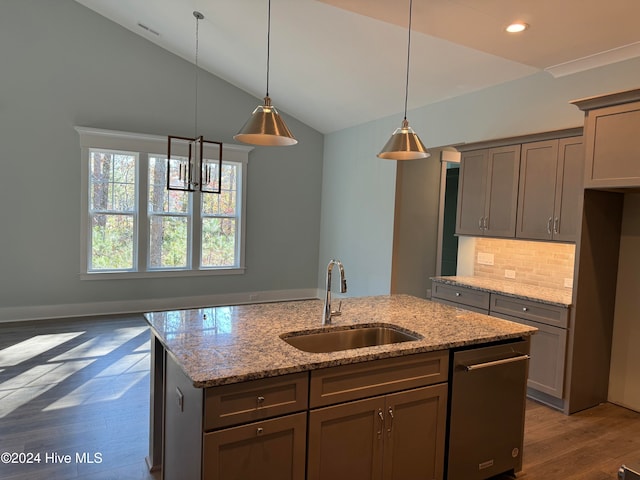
[281,324,422,353]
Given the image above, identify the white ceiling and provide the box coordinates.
[74,0,640,134]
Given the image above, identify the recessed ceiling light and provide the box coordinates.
[505,22,528,33]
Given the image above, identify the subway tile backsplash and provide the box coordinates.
[474,238,575,290]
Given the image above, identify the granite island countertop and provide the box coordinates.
[144,294,536,388]
[431,276,573,307]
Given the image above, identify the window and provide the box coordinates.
[77,127,251,279]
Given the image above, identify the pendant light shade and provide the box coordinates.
[377,0,429,160]
[377,119,429,160]
[234,96,297,146]
[234,0,297,147]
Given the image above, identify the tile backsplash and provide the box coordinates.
[473,237,575,289]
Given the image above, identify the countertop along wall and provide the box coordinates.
[0,0,324,321]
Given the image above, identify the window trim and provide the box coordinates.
[77,127,253,280]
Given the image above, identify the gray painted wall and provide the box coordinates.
[0,0,324,320]
[319,58,640,297]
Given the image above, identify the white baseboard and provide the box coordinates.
[0,289,320,323]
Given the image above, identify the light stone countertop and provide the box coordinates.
[144,294,536,388]
[431,276,573,307]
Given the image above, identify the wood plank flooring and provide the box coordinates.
[1,314,638,479]
[0,315,159,480]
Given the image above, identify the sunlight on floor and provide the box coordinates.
[0,332,85,367]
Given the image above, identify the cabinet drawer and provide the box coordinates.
[432,283,490,311]
[204,372,308,430]
[203,412,307,480]
[490,294,568,328]
[309,351,448,408]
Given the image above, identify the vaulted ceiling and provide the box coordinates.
[75,0,640,133]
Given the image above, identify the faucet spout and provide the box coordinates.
[323,259,347,325]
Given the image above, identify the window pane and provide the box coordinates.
[202,218,236,267]
[90,151,136,211]
[221,163,237,191]
[149,156,189,213]
[91,214,134,270]
[202,163,237,216]
[149,216,188,268]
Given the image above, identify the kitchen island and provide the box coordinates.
[144,294,536,480]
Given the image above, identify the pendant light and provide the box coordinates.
[234,0,297,146]
[167,11,223,193]
[377,0,430,160]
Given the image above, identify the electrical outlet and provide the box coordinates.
[505,269,516,279]
[564,278,573,288]
[477,252,494,265]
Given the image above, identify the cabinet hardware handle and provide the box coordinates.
[387,407,394,434]
[554,217,559,234]
[257,395,265,404]
[478,217,483,230]
[463,354,530,371]
[256,427,264,435]
[455,292,461,297]
[547,217,553,235]
[377,409,384,436]
[522,307,528,312]
[484,216,489,230]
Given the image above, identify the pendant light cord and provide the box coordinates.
[194,11,203,137]
[403,0,413,121]
[265,0,271,97]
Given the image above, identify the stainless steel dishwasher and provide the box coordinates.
[447,338,530,480]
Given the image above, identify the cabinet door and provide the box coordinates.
[584,101,640,188]
[490,312,567,399]
[307,397,384,480]
[203,412,307,480]
[456,150,488,235]
[516,140,559,240]
[520,318,567,398]
[553,137,584,242]
[484,145,520,237]
[383,384,448,480]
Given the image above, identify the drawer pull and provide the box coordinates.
[256,427,264,435]
[455,292,461,297]
[522,307,528,312]
[256,395,265,405]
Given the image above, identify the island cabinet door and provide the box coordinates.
[307,396,385,480]
[202,411,306,480]
[383,384,448,480]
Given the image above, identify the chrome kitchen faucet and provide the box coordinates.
[323,259,347,325]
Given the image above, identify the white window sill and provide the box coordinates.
[80,267,246,280]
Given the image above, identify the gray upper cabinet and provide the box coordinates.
[456,145,521,237]
[572,89,640,188]
[516,137,584,242]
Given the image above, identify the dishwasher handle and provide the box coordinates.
[463,354,530,371]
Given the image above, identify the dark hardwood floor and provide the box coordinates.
[1,315,639,479]
[0,315,159,480]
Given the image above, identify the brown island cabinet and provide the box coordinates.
[143,295,535,480]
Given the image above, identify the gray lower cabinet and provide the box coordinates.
[163,349,449,480]
[307,384,448,480]
[431,284,569,406]
[203,412,307,480]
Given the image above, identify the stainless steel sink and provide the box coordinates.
[281,324,422,353]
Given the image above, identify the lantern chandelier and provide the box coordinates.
[166,11,223,193]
